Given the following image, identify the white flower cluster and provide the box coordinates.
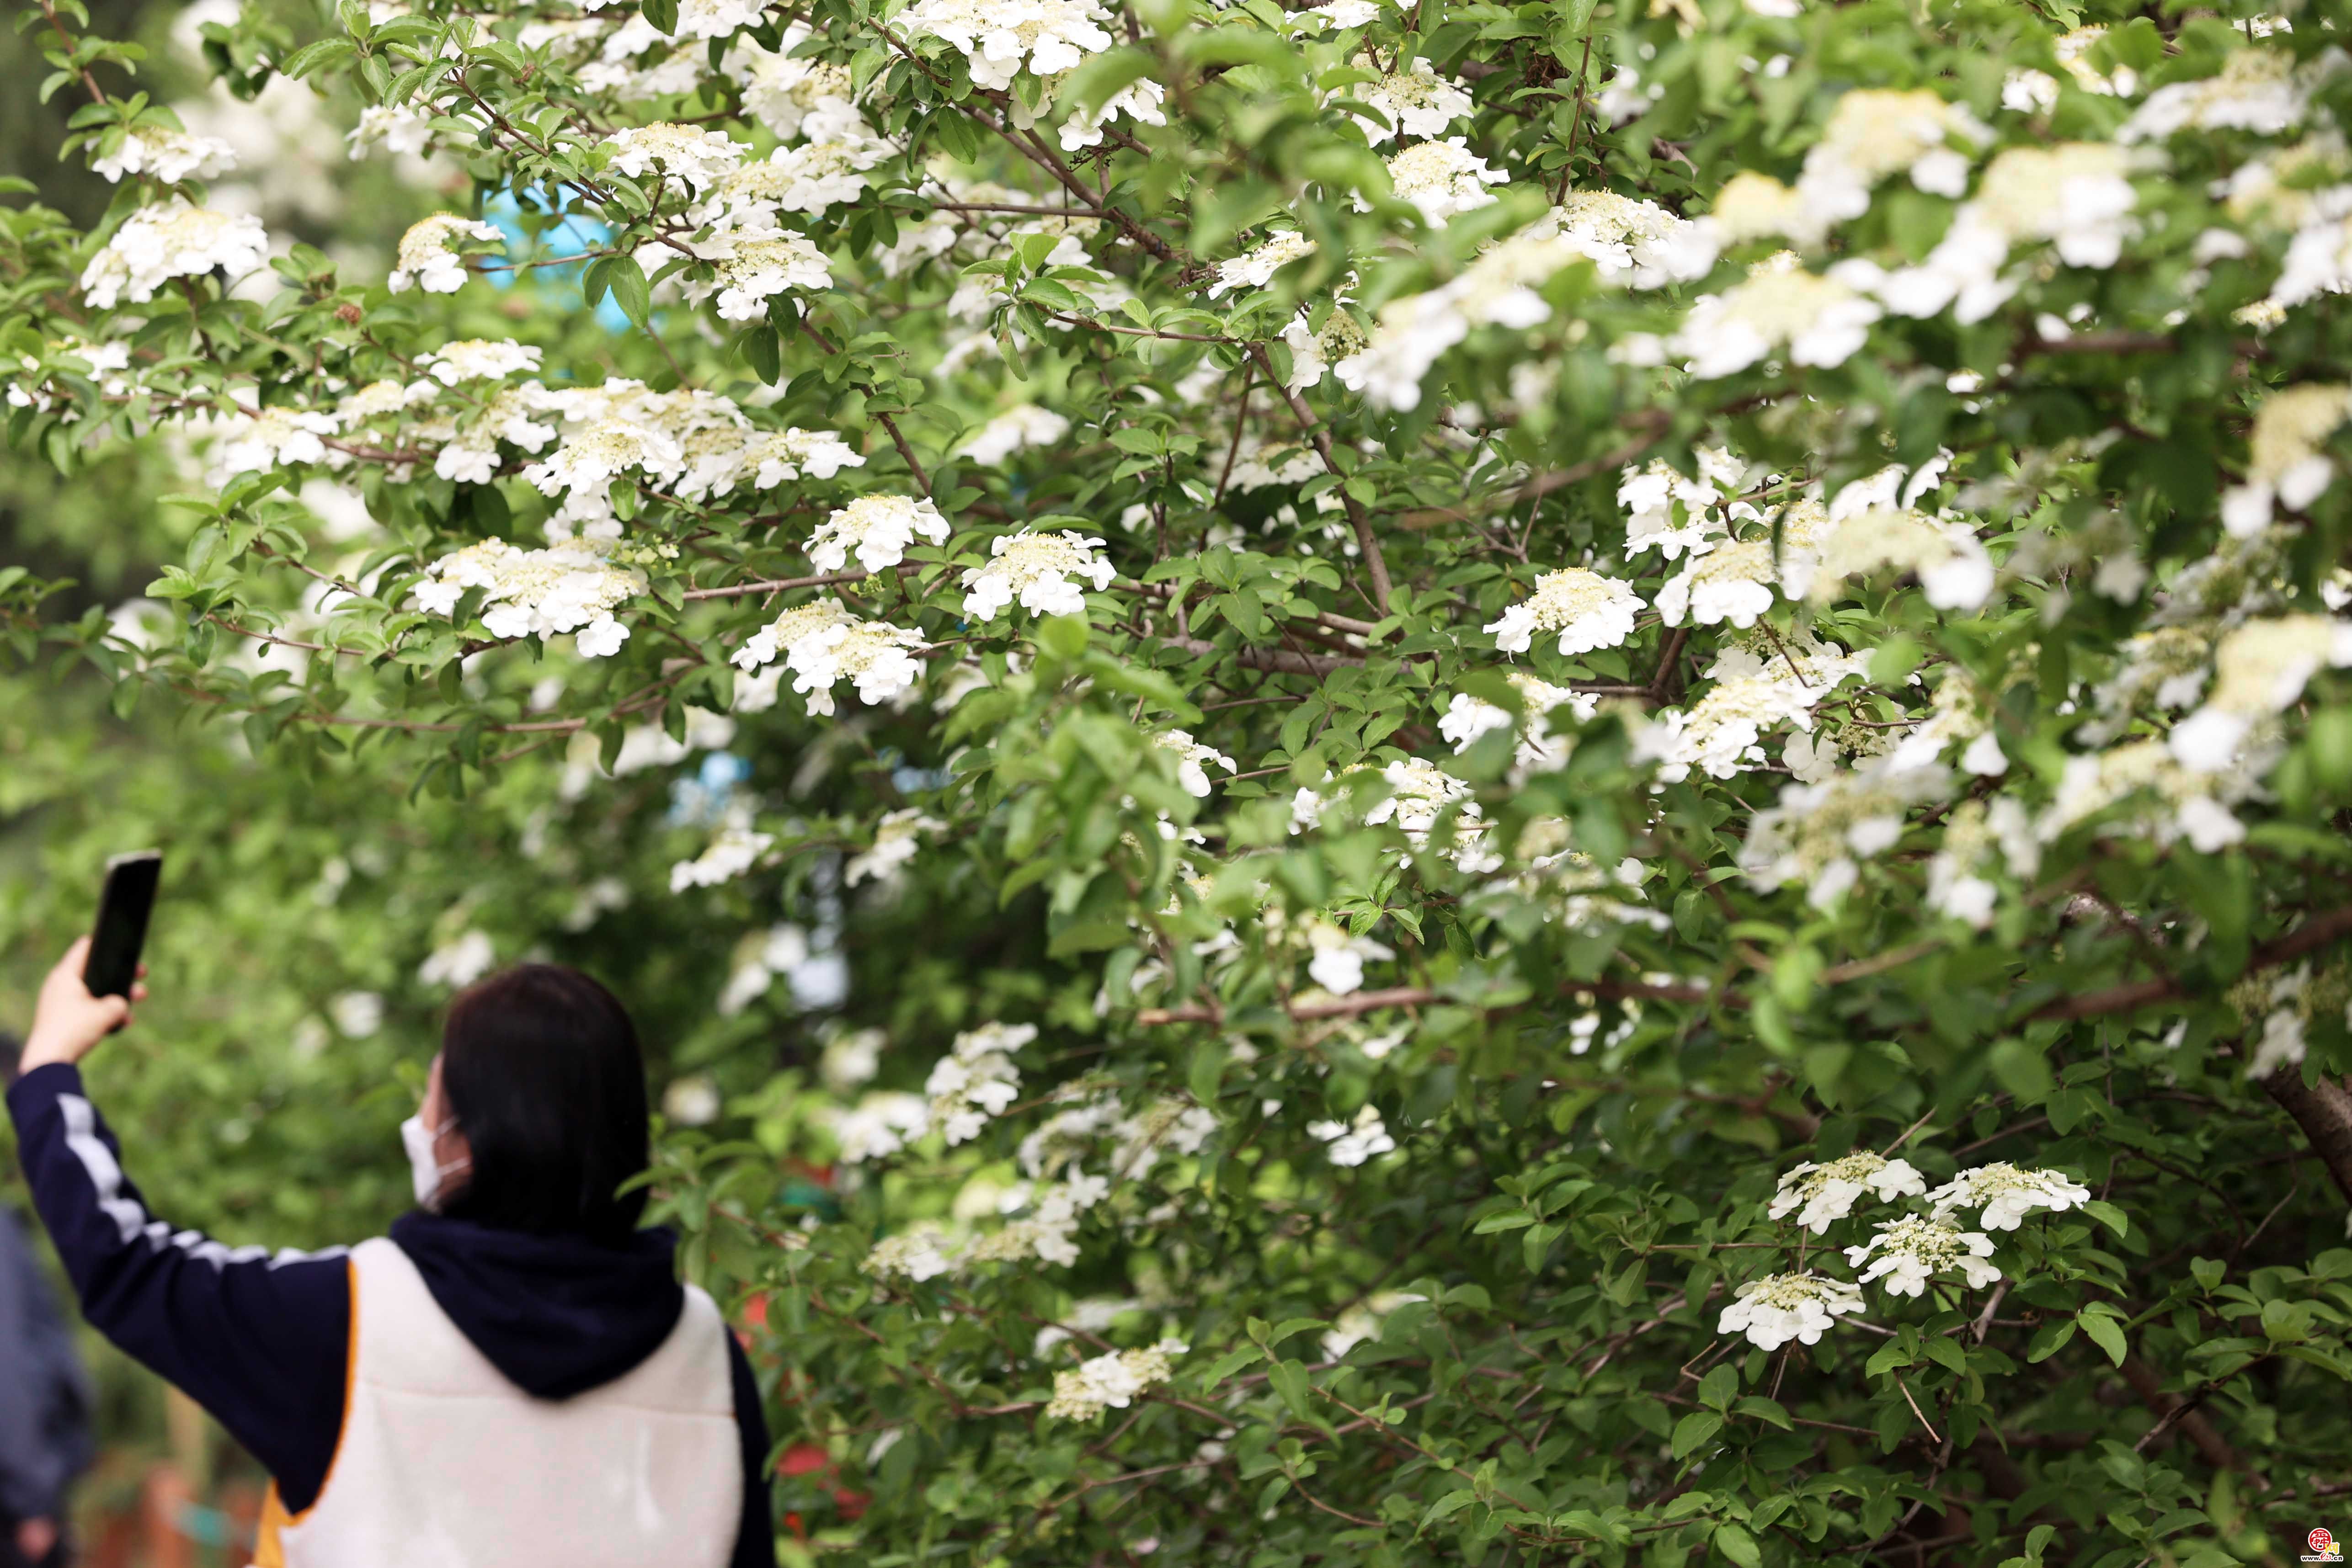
[213,408,341,478]
[1208,230,1315,298]
[413,538,646,656]
[389,213,504,294]
[1670,252,1882,379]
[89,123,238,184]
[724,33,864,140]
[698,137,892,223]
[2223,383,2352,536]
[418,339,544,384]
[1861,143,2138,323]
[807,494,950,573]
[1844,1216,2000,1297]
[1440,673,1595,773]
[1634,637,1870,783]
[960,529,1116,619]
[1484,567,1643,656]
[1926,1163,2093,1230]
[601,122,747,193]
[1717,1272,1866,1350]
[1301,920,1393,996]
[831,1090,931,1162]
[2233,962,2352,1078]
[669,822,776,891]
[1340,219,1631,409]
[924,1021,1033,1144]
[1044,1341,1185,1421]
[1375,138,1509,222]
[679,232,833,321]
[958,404,1071,463]
[1765,1152,1928,1233]
[730,599,925,716]
[1307,1104,1395,1166]
[1343,54,1474,144]
[2170,614,2352,771]
[80,199,269,308]
[862,1223,960,1282]
[899,0,1115,90]
[1293,758,1499,873]
[1741,758,1952,908]
[845,808,944,886]
[1154,730,1237,797]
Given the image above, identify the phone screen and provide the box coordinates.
[84,851,162,999]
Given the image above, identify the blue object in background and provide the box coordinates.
[669,752,753,825]
[481,188,635,335]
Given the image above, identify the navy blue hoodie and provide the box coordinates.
[5,1063,773,1567]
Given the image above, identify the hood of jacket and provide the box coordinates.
[389,1211,684,1400]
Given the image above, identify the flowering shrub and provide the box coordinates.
[8,0,2352,1560]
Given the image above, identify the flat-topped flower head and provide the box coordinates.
[1671,253,1882,379]
[80,199,270,308]
[959,405,1071,464]
[1308,1105,1395,1166]
[523,417,688,499]
[808,494,949,574]
[213,407,341,477]
[90,123,238,185]
[1154,729,1237,797]
[2170,614,2352,772]
[1844,1216,2000,1297]
[1484,568,1642,656]
[2222,383,2352,535]
[1767,1152,1928,1233]
[1741,759,1951,909]
[709,138,891,219]
[1792,505,1994,611]
[899,0,1116,90]
[744,426,864,487]
[601,123,747,193]
[1376,138,1509,222]
[414,538,646,656]
[685,234,833,322]
[1344,53,1474,145]
[1717,1271,1865,1349]
[1045,1342,1184,1419]
[1208,230,1316,298]
[1440,672,1594,771]
[730,598,923,714]
[960,530,1115,620]
[418,339,544,384]
[1926,1162,2092,1231]
[1972,143,2137,265]
[389,214,504,294]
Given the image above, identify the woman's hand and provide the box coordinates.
[21,936,147,1073]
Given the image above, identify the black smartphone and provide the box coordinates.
[83,850,162,999]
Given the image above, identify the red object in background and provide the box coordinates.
[833,1487,870,1521]
[742,1292,769,1330]
[776,1443,830,1478]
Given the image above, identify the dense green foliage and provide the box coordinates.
[8,0,2352,1559]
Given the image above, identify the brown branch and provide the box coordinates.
[1396,416,1670,529]
[2261,1066,2352,1206]
[1246,343,1390,616]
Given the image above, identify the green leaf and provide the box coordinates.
[606,255,652,330]
[1670,1411,1723,1459]
[1713,1524,1762,1568]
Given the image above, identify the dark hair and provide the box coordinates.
[0,1031,19,1082]
[437,965,651,1243]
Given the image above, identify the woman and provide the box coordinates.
[5,938,773,1568]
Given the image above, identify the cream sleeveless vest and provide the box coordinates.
[251,1236,742,1568]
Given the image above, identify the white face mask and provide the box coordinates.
[400,1114,470,1210]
